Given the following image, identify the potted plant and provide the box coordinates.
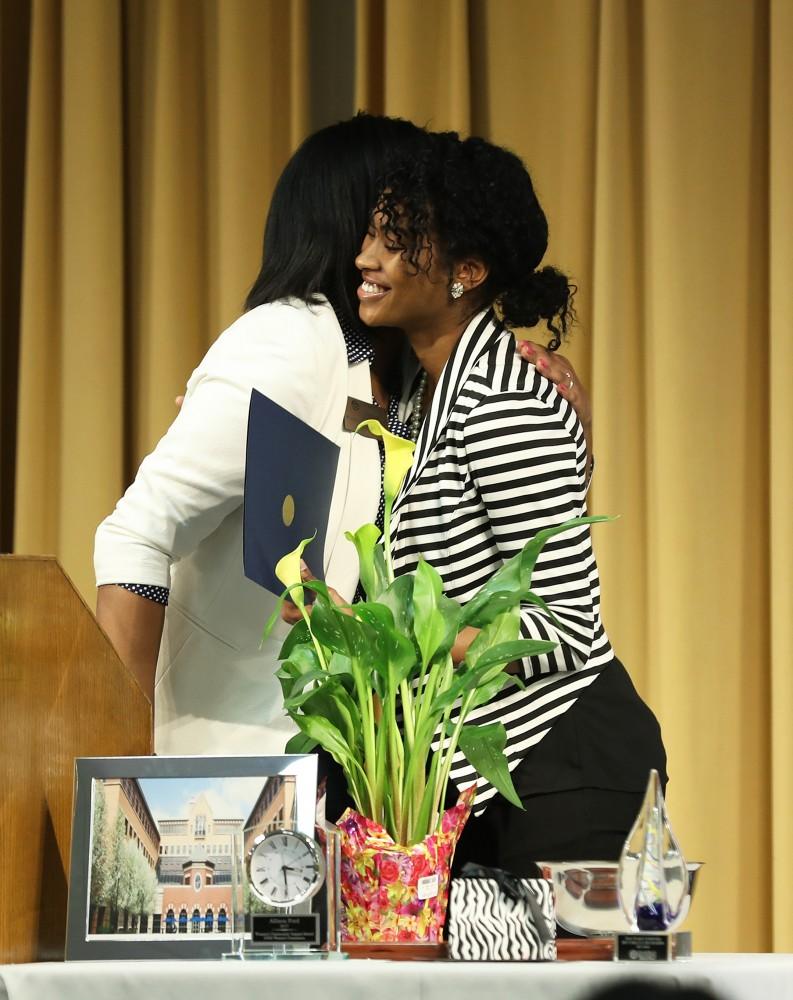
[265,421,605,943]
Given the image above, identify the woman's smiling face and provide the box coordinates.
[354,214,451,332]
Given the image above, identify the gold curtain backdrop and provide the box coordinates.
[2,0,791,954]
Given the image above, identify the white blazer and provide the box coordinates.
[94,298,380,756]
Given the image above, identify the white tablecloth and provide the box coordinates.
[1,954,792,1000]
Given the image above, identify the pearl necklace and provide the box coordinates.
[409,370,429,442]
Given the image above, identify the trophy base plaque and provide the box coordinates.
[614,931,692,962]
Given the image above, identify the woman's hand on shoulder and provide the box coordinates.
[516,339,593,476]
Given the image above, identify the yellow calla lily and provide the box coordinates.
[356,419,415,506]
[356,419,415,583]
[275,533,315,609]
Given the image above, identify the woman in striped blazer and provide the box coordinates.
[354,132,667,871]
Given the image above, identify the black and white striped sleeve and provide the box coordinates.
[463,367,599,681]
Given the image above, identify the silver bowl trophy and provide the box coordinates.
[542,769,701,961]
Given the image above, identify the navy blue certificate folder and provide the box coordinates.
[243,389,340,597]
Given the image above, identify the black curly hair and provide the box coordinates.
[375,132,575,349]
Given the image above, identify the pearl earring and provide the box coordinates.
[450,281,464,300]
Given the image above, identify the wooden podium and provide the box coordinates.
[0,556,153,963]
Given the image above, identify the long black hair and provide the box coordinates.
[244,113,428,327]
[376,131,575,350]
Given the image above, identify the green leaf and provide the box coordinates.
[327,652,353,677]
[282,667,329,705]
[522,590,565,630]
[261,588,291,643]
[413,558,448,668]
[353,602,396,632]
[459,590,522,629]
[294,712,374,816]
[460,516,613,629]
[261,580,317,644]
[293,715,353,768]
[284,731,318,754]
[308,601,354,656]
[431,639,555,714]
[411,750,441,842]
[279,619,311,659]
[276,646,321,700]
[458,722,524,810]
[310,602,387,676]
[430,670,473,714]
[353,602,417,690]
[371,545,390,599]
[379,575,415,639]
[284,646,321,675]
[467,672,513,710]
[385,630,418,689]
[294,577,346,609]
[471,639,557,676]
[291,715,369,816]
[383,788,398,843]
[517,516,614,590]
[373,703,389,821]
[437,594,464,659]
[294,682,361,749]
[431,668,479,714]
[464,608,521,666]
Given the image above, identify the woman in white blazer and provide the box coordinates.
[353,132,666,865]
[96,297,381,756]
[94,115,423,756]
[96,115,591,761]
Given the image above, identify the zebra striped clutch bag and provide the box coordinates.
[447,866,556,961]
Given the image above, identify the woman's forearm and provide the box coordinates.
[451,626,480,664]
[96,585,165,703]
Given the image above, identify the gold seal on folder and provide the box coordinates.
[282,494,295,527]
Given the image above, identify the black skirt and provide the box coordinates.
[451,657,668,873]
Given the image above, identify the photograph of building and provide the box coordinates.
[243,776,296,857]
[103,778,160,869]
[155,790,243,935]
[88,776,268,936]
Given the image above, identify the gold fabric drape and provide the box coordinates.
[7,0,791,953]
[13,0,308,595]
[769,0,793,958]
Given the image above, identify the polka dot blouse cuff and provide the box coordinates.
[117,583,169,606]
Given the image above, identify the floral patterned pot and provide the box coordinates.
[337,786,475,943]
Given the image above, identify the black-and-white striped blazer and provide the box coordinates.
[391,308,614,812]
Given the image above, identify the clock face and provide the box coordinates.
[246,830,325,908]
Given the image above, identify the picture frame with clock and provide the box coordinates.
[65,754,322,961]
[229,809,344,959]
